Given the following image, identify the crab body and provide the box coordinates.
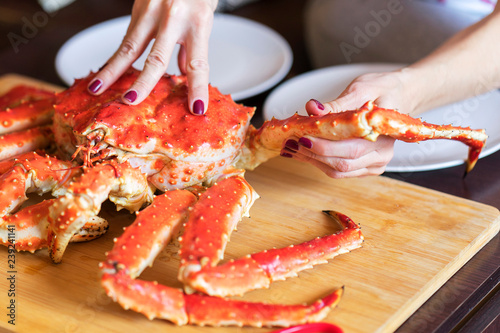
[54,70,254,190]
[0,69,488,328]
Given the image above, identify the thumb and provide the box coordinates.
[304,94,356,116]
[323,90,361,113]
[305,99,328,116]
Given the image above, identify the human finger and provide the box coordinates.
[121,21,179,105]
[294,136,395,160]
[280,136,394,176]
[293,142,392,170]
[184,10,213,115]
[178,44,187,74]
[281,136,392,172]
[88,16,155,96]
[323,88,368,113]
[283,150,387,178]
[305,99,327,116]
[304,89,367,116]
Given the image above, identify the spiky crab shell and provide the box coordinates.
[53,69,255,189]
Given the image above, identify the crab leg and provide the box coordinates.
[184,211,363,297]
[0,85,56,159]
[0,151,56,174]
[48,161,154,263]
[0,126,53,161]
[101,187,343,327]
[240,101,488,173]
[178,175,259,284]
[0,199,108,252]
[177,176,362,298]
[0,152,106,252]
[101,190,197,324]
[0,152,78,216]
[0,97,55,135]
[0,85,55,110]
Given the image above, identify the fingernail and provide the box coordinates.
[88,79,103,94]
[280,151,293,158]
[193,100,205,115]
[298,137,313,149]
[123,90,138,103]
[285,139,299,151]
[311,99,324,110]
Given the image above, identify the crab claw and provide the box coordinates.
[101,179,344,327]
[182,210,363,297]
[184,287,343,327]
[102,271,343,327]
[0,152,108,252]
[0,199,108,252]
[48,161,153,263]
[241,101,488,173]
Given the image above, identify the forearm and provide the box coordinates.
[401,5,500,116]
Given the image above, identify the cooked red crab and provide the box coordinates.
[0,68,487,327]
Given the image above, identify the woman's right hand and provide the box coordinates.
[87,0,218,115]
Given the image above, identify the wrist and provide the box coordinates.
[395,66,429,116]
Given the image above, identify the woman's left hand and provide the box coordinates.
[280,132,395,178]
[278,70,409,178]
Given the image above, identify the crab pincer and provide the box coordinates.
[100,176,345,327]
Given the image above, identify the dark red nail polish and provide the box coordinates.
[193,100,204,115]
[311,99,324,110]
[280,151,293,158]
[285,139,299,151]
[123,90,138,103]
[88,79,103,94]
[298,137,313,149]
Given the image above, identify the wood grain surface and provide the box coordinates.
[0,75,498,333]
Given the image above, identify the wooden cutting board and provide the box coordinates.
[0,75,499,333]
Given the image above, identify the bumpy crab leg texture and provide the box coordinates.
[1,199,108,252]
[0,97,55,135]
[241,101,487,173]
[0,85,56,158]
[0,126,53,161]
[0,85,55,110]
[0,152,106,252]
[185,288,342,327]
[185,211,363,297]
[101,190,197,324]
[0,152,78,216]
[178,175,259,284]
[48,161,154,263]
[101,184,342,327]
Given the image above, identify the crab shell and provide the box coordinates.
[53,69,255,191]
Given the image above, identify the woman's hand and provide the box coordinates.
[281,1,500,179]
[308,70,412,115]
[87,0,218,115]
[280,70,414,178]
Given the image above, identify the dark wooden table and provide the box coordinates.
[1,0,498,332]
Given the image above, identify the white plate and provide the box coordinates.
[55,14,292,101]
[263,63,500,172]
